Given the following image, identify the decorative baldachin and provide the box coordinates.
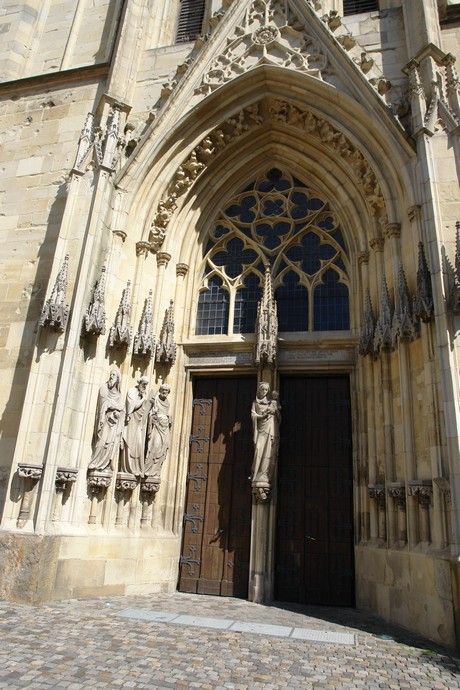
[39,255,70,333]
[360,242,433,358]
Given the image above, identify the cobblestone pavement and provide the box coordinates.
[1,592,460,689]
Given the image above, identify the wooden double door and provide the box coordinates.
[178,375,354,606]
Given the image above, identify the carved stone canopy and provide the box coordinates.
[39,255,70,333]
[108,281,132,350]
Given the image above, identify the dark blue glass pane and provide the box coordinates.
[212,238,258,278]
[258,168,290,192]
[223,195,257,223]
[313,270,350,331]
[196,276,229,335]
[286,233,336,275]
[262,198,285,217]
[333,229,346,250]
[275,272,308,332]
[233,273,262,334]
[255,221,290,250]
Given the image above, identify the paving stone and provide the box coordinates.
[1,593,460,688]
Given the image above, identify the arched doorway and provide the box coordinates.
[178,166,355,603]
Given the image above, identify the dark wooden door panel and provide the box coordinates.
[275,376,354,606]
[178,377,254,598]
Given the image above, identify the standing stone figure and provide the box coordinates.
[251,382,281,501]
[145,384,172,489]
[119,376,149,477]
[88,370,125,472]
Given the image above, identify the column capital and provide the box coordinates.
[176,263,189,277]
[369,237,385,252]
[383,222,401,239]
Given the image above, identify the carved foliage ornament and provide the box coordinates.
[148,99,386,252]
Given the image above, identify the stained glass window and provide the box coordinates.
[195,168,350,335]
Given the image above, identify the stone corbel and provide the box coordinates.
[368,483,386,542]
[17,463,43,527]
[87,469,112,525]
[140,477,160,526]
[433,476,451,509]
[115,473,138,526]
[408,479,433,543]
[52,467,78,522]
[387,481,407,545]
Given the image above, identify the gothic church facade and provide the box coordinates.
[1,0,460,649]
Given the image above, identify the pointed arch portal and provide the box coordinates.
[178,165,355,605]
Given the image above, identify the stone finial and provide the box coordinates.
[108,281,132,349]
[102,106,121,169]
[373,274,393,353]
[133,289,156,357]
[413,242,434,323]
[359,289,376,357]
[84,265,107,337]
[391,261,418,347]
[39,255,70,333]
[156,299,177,364]
[75,113,94,168]
[254,266,278,368]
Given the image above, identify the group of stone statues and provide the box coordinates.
[88,374,280,501]
[89,371,172,488]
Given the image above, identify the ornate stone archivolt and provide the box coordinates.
[148,99,387,253]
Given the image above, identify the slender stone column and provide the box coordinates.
[115,473,138,527]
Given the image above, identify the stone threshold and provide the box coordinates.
[117,608,355,645]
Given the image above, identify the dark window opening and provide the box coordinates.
[196,276,229,335]
[343,0,379,15]
[313,270,350,331]
[176,0,206,43]
[233,274,262,334]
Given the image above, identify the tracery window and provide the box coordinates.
[195,168,350,335]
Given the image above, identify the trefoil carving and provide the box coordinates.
[133,289,156,357]
[84,264,107,337]
[39,255,70,333]
[108,281,132,350]
[254,266,278,368]
[156,299,177,364]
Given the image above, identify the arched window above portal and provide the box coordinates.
[195,168,350,336]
